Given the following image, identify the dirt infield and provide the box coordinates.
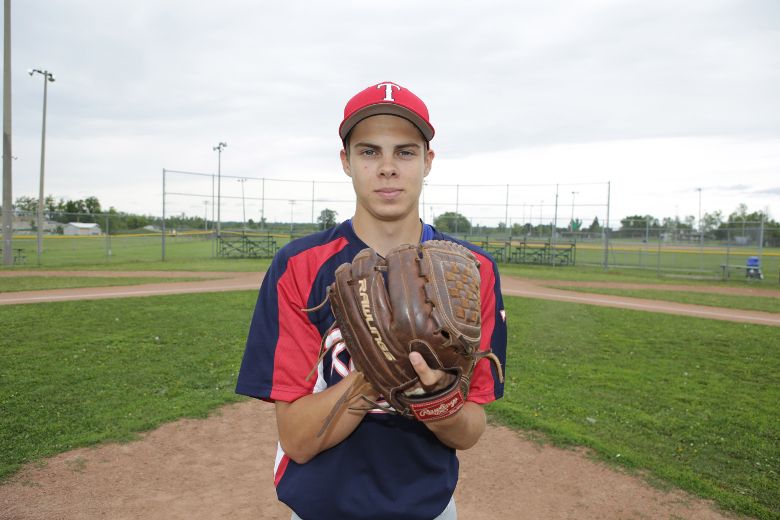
[1,271,763,519]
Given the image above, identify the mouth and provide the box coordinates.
[375,188,403,200]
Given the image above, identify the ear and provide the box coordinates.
[340,148,352,177]
[423,148,435,178]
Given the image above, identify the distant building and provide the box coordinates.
[11,215,60,233]
[63,222,101,236]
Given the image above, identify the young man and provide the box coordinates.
[236,81,506,520]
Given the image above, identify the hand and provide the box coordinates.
[409,351,457,394]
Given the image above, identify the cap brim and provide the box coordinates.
[339,103,435,141]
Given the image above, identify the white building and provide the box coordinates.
[63,222,101,236]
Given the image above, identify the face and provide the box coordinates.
[341,114,434,224]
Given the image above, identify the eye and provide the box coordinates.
[398,149,416,158]
[360,149,377,157]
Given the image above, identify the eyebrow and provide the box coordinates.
[353,142,422,150]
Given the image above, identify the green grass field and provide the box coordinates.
[2,291,778,518]
[550,286,780,313]
[0,276,210,293]
[0,292,254,480]
[4,233,779,282]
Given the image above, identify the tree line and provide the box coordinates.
[4,196,776,243]
[6,195,172,234]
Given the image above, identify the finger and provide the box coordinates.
[409,351,440,387]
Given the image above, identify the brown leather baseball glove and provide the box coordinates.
[311,240,503,434]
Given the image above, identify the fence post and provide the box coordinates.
[551,184,559,267]
[504,184,509,231]
[260,177,265,231]
[726,228,731,274]
[758,213,765,266]
[105,213,111,260]
[212,173,215,258]
[455,184,460,235]
[162,168,166,262]
[603,181,611,270]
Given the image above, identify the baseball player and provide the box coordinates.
[236,81,507,520]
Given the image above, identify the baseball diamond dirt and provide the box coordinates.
[2,270,771,519]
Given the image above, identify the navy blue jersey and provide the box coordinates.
[236,220,506,520]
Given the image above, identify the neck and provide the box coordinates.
[351,212,422,256]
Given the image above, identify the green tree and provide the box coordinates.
[701,210,722,233]
[587,216,601,233]
[317,208,338,229]
[14,196,37,212]
[620,215,657,231]
[84,196,102,214]
[434,212,471,234]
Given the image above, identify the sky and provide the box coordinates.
[4,0,779,228]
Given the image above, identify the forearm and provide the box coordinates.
[275,372,375,464]
[424,401,486,450]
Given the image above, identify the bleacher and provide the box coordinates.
[479,241,507,263]
[509,239,576,266]
[217,233,278,259]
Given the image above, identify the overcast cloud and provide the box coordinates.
[5,0,779,226]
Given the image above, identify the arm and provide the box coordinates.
[409,352,487,450]
[275,372,379,464]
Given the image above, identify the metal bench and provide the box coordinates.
[720,257,764,280]
[0,248,26,264]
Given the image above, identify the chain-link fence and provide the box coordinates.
[2,172,777,281]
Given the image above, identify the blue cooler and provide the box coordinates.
[746,256,763,280]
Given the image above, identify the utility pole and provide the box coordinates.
[2,0,13,266]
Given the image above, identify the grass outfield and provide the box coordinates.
[0,276,210,293]
[2,293,778,518]
[488,297,779,520]
[6,234,279,270]
[499,263,780,293]
[5,233,778,280]
[549,286,780,313]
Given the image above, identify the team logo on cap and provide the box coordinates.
[377,82,401,102]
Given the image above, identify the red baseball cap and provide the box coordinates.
[339,81,435,142]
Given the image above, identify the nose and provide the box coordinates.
[378,156,398,178]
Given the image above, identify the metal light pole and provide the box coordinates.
[2,0,13,267]
[29,68,54,261]
[203,200,209,230]
[237,178,247,229]
[213,141,227,237]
